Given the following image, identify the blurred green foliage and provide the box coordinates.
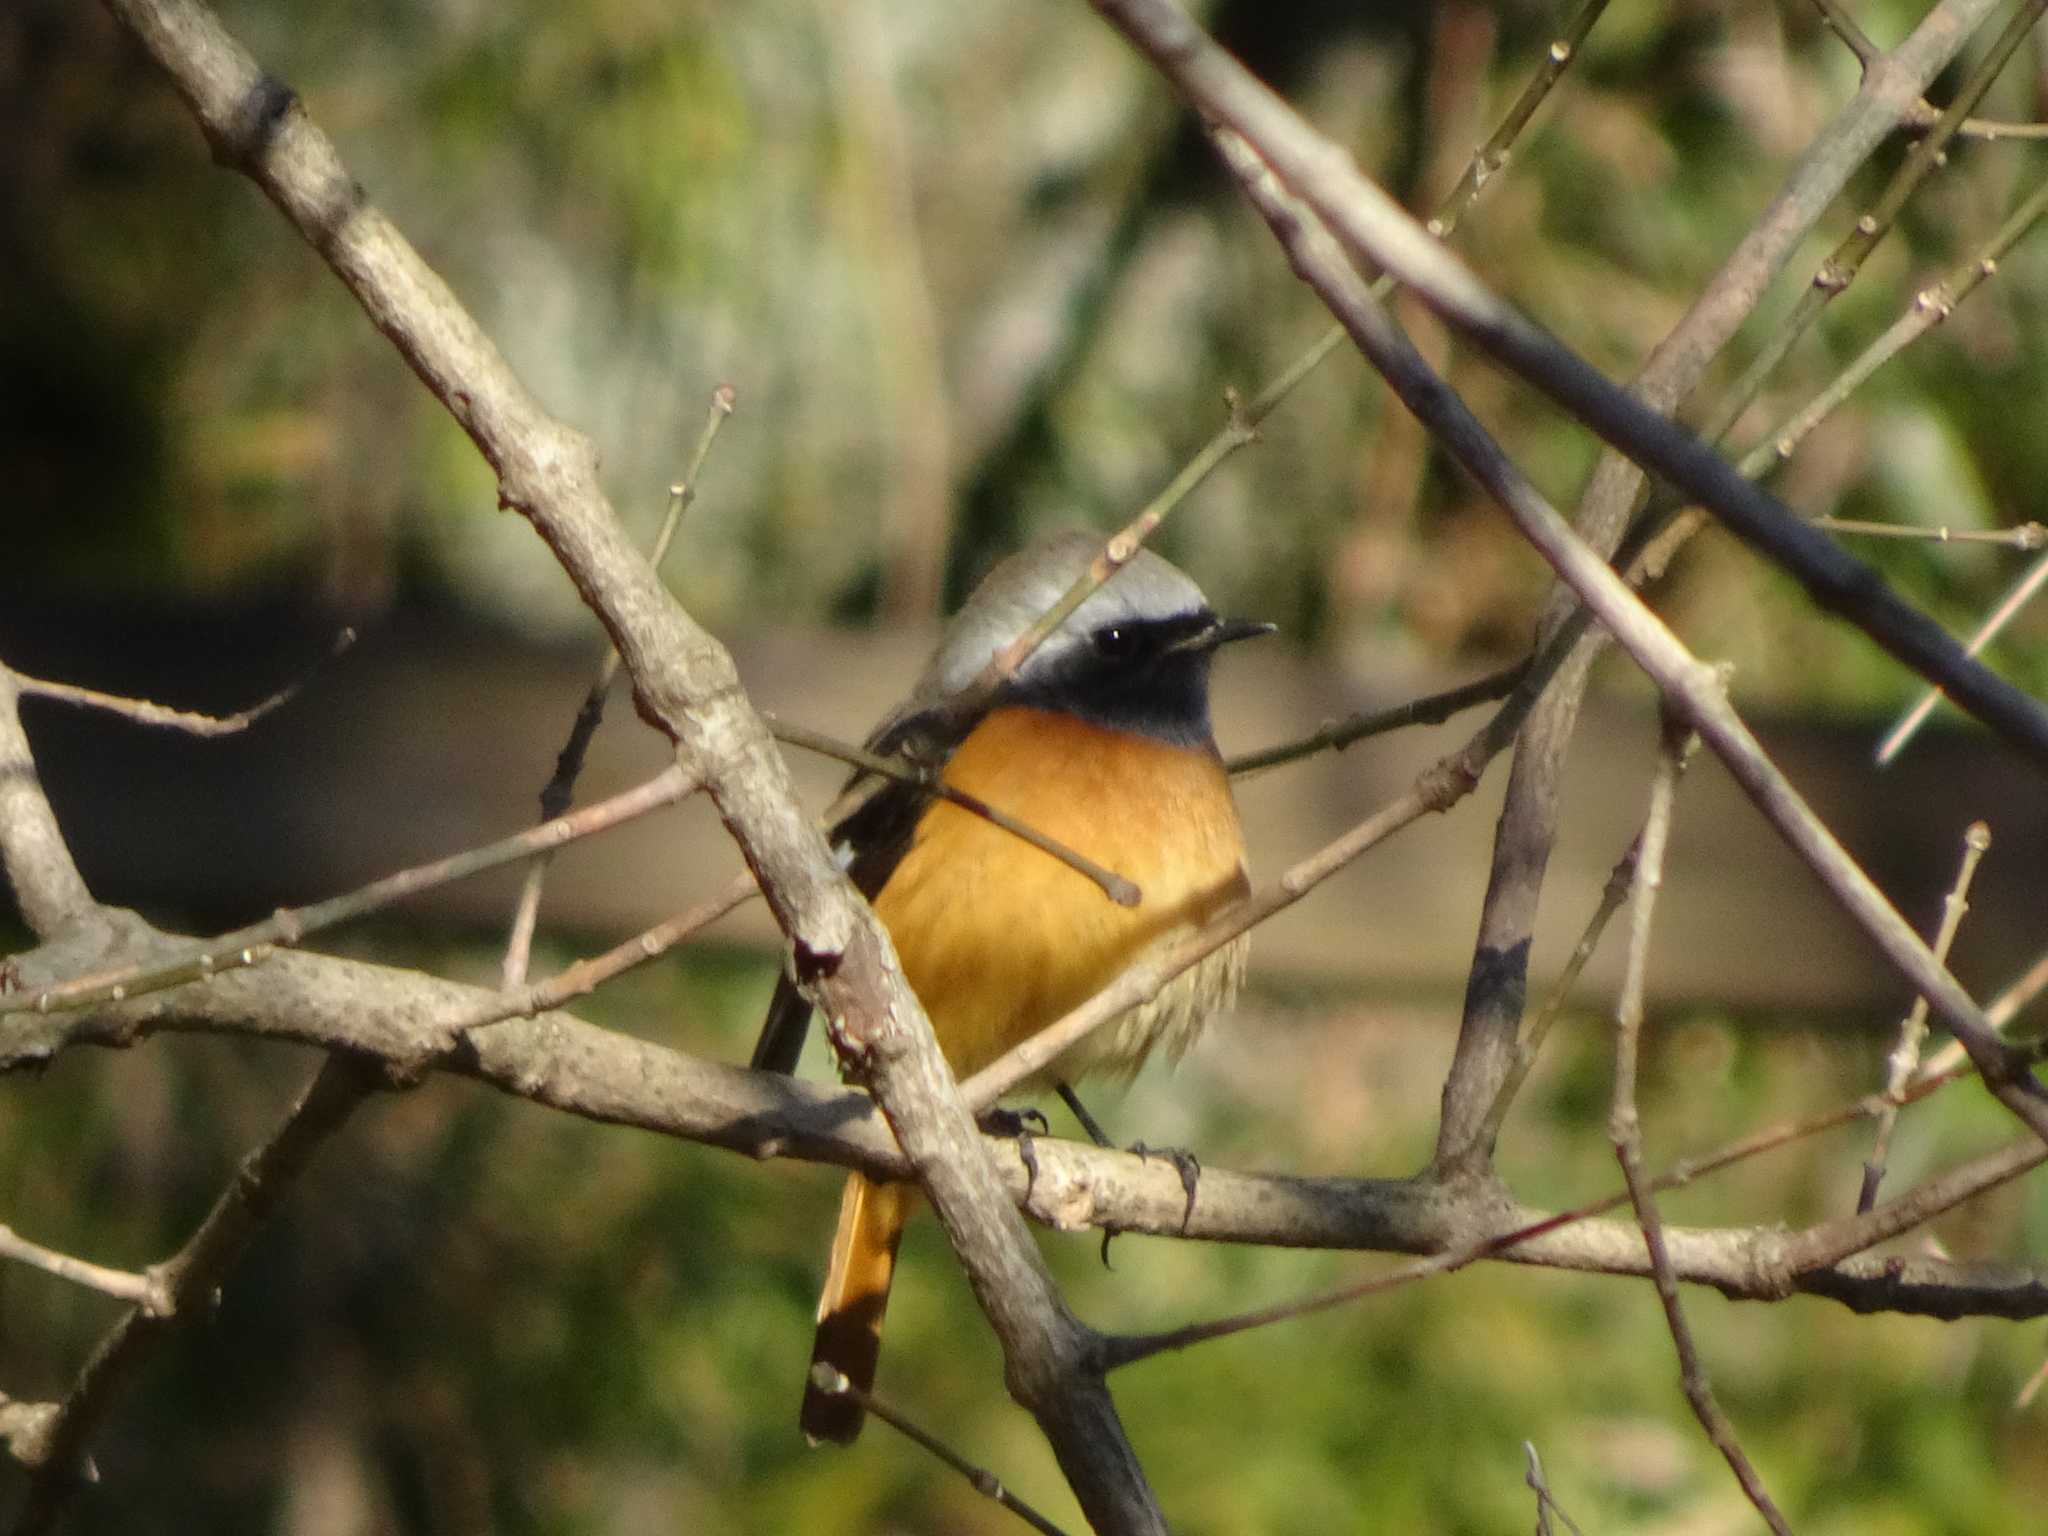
[6,0,2047,696]
[3,939,2045,1532]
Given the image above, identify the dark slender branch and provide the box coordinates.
[1224,660,1524,775]
[809,1367,1074,1536]
[1087,0,2048,763]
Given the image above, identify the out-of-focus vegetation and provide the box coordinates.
[8,0,2048,696]
[5,943,2045,1533]
[5,0,2048,1531]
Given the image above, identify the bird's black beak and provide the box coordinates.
[1206,616,1278,648]
[1165,614,1278,654]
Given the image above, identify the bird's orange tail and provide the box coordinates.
[802,1172,913,1444]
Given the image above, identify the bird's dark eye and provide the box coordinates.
[1092,624,1140,658]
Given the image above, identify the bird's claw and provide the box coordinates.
[1132,1141,1201,1233]
[978,1106,1048,1198]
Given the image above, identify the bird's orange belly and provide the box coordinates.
[871,707,1250,1082]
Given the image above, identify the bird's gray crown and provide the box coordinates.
[910,530,1212,707]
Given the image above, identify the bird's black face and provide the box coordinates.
[1007,608,1269,748]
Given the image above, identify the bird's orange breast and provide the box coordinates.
[871,706,1249,1083]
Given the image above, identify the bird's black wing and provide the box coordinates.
[745,768,939,1074]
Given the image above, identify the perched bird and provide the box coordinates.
[752,530,1268,1444]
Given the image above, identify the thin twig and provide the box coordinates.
[965,0,1608,718]
[1878,548,2048,763]
[1224,659,1525,775]
[1809,0,1879,63]
[1430,0,1614,241]
[1773,180,2048,472]
[0,1226,158,1310]
[503,384,736,986]
[2,765,698,1018]
[1608,718,1793,1536]
[1818,517,2048,547]
[807,1365,1073,1536]
[2015,1351,2048,1409]
[1475,823,1643,1150]
[1523,1443,1585,1536]
[1719,0,2048,440]
[1860,821,1992,1211]
[458,871,759,1032]
[1811,0,2048,138]
[1918,942,2048,1082]
[1094,0,2048,764]
[1194,118,2048,1145]
[12,629,356,737]
[766,716,1141,907]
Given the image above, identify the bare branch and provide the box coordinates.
[9,1053,382,1532]
[7,939,2042,1325]
[1224,660,1524,775]
[2,764,698,1019]
[1190,115,2048,1152]
[0,1226,159,1310]
[1818,518,2048,548]
[1523,1443,1585,1536]
[503,384,738,986]
[767,714,1142,907]
[1608,720,1793,1534]
[1859,822,1992,1211]
[90,4,1157,1518]
[11,628,354,737]
[810,1367,1074,1536]
[1879,549,2048,763]
[0,668,96,936]
[1718,0,2048,442]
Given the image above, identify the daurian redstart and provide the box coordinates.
[751,531,1268,1444]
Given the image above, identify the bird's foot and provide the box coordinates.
[977,1105,1050,1199]
[1131,1142,1201,1234]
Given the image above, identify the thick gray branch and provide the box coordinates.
[6,943,2040,1322]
